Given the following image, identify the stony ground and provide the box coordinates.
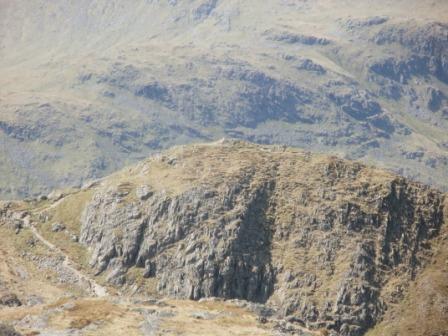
[0,202,302,336]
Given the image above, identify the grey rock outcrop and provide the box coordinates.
[81,177,276,302]
[267,31,331,45]
[78,142,446,336]
[343,16,389,30]
[0,324,22,336]
[0,293,22,307]
[51,223,65,232]
[373,22,448,83]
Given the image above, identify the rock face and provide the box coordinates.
[79,141,446,336]
[81,154,277,301]
[373,22,448,83]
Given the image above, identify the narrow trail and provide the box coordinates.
[27,223,108,297]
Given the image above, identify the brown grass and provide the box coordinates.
[49,299,129,330]
[35,189,94,268]
[160,299,272,336]
[366,218,448,336]
[70,318,92,329]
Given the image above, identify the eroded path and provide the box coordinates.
[27,221,108,297]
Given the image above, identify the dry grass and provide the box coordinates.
[48,298,142,335]
[126,268,159,295]
[70,318,92,329]
[1,296,278,336]
[366,215,448,336]
[0,226,67,305]
[35,189,94,268]
[46,189,94,233]
[318,329,330,336]
[158,299,272,336]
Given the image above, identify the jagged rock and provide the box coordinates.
[373,22,448,83]
[82,180,276,302]
[26,238,37,247]
[326,87,392,133]
[0,121,42,141]
[47,190,64,201]
[143,260,156,278]
[295,59,327,74]
[102,91,115,98]
[51,223,65,232]
[274,320,314,335]
[0,324,22,336]
[343,16,389,30]
[12,220,22,234]
[81,180,101,191]
[267,31,331,45]
[78,142,446,336]
[0,293,22,307]
[425,87,446,112]
[369,56,431,84]
[135,82,171,102]
[25,295,44,306]
[136,185,153,201]
[190,311,217,320]
[193,0,218,21]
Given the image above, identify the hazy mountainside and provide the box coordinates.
[1,0,448,199]
[1,141,446,335]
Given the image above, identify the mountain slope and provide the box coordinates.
[2,141,446,335]
[0,0,448,198]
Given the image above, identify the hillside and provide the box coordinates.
[0,141,446,335]
[1,0,448,198]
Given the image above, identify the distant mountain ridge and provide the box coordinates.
[0,0,447,198]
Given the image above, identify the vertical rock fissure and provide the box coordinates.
[222,178,276,302]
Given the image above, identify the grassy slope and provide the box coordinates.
[0,0,448,199]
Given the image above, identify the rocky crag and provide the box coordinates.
[1,141,446,335]
[63,141,445,335]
